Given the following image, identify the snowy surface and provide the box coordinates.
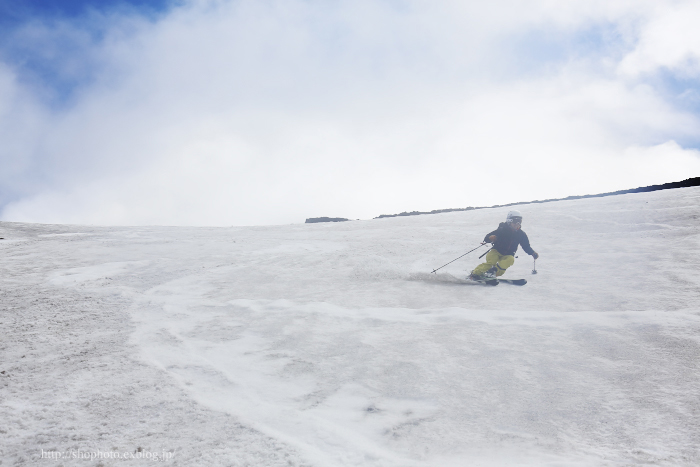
[2,187,700,466]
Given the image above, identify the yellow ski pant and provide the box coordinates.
[472,249,515,277]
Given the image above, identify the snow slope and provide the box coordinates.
[1,187,699,466]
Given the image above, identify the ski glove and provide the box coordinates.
[532,252,539,260]
[488,235,497,243]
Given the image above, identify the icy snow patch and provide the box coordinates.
[3,186,700,465]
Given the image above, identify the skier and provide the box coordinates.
[469,210,539,281]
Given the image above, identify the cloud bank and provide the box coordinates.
[1,0,699,225]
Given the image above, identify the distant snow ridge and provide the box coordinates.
[375,176,700,219]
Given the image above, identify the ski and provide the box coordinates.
[467,278,527,286]
[467,278,499,286]
[497,278,527,286]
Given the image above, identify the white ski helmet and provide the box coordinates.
[506,210,522,223]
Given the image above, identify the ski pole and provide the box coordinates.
[532,258,538,274]
[431,243,488,274]
[478,247,492,259]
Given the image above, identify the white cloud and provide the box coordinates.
[618,0,700,77]
[1,0,699,225]
[0,64,48,198]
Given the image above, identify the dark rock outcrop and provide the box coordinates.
[305,217,350,223]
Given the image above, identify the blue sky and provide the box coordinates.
[0,0,173,22]
[0,0,176,106]
[0,0,699,226]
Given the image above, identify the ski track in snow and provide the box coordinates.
[2,187,700,466]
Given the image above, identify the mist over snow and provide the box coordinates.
[2,187,700,465]
[1,0,700,226]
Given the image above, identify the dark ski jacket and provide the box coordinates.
[484,222,535,256]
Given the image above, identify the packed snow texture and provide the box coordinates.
[1,187,699,466]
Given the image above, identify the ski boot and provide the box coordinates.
[469,268,497,281]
